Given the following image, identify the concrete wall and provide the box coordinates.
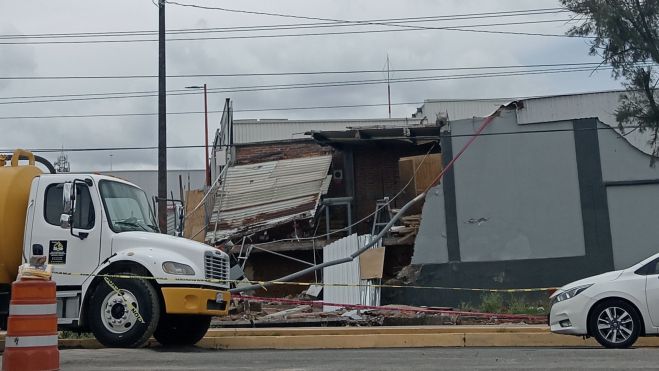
[413,110,585,264]
[384,102,659,307]
[598,125,659,269]
[386,113,621,307]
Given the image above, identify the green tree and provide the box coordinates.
[562,0,659,159]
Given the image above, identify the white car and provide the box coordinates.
[549,253,659,348]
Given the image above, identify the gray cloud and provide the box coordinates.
[0,0,623,171]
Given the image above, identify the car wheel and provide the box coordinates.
[154,314,211,346]
[87,275,160,348]
[589,300,640,349]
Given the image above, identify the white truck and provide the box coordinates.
[0,149,231,347]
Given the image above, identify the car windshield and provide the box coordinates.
[99,180,159,233]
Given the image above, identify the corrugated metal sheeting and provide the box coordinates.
[233,118,423,144]
[419,98,512,121]
[206,155,332,242]
[166,210,176,236]
[323,234,381,312]
[419,91,654,156]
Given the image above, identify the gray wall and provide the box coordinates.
[598,125,659,269]
[413,111,585,264]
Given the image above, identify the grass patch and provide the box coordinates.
[480,292,504,313]
[475,292,548,315]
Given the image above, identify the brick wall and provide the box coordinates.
[234,140,331,165]
[351,144,437,234]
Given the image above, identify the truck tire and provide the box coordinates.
[87,275,160,348]
[153,314,211,346]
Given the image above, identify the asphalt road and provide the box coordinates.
[44,347,659,370]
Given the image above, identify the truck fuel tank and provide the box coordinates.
[0,150,43,284]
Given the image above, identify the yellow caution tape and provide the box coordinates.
[52,271,557,293]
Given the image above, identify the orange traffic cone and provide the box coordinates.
[2,278,59,371]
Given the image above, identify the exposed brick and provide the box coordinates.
[235,140,331,165]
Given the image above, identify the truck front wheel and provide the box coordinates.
[154,314,211,346]
[87,275,160,348]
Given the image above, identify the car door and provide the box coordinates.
[29,178,102,287]
[642,258,659,326]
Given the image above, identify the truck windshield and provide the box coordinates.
[99,180,159,233]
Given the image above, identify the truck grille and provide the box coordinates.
[204,251,230,286]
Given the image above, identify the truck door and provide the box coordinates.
[30,178,102,287]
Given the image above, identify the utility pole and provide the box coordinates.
[158,0,167,233]
[203,83,209,187]
[185,84,210,187]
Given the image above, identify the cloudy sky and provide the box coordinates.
[0,0,622,171]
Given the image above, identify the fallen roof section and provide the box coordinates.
[206,155,333,243]
[307,126,442,146]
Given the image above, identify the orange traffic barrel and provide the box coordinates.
[2,278,59,371]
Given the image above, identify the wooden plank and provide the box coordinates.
[359,247,386,280]
[183,190,206,243]
[398,154,442,196]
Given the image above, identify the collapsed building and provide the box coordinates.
[183,100,439,299]
[185,90,659,309]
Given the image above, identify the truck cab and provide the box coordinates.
[1,150,231,347]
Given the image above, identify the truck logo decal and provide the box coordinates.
[48,240,67,264]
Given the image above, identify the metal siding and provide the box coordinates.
[206,155,332,241]
[166,210,176,236]
[233,118,423,144]
[323,234,381,312]
[323,234,361,312]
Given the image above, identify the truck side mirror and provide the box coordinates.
[175,203,184,237]
[60,182,75,229]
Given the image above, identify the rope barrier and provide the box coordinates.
[51,271,557,293]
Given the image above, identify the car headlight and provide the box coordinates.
[162,261,195,275]
[551,284,593,304]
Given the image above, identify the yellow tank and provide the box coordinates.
[0,150,42,284]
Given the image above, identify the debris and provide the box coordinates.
[261,305,312,320]
[304,285,323,298]
[342,310,363,320]
[388,214,422,245]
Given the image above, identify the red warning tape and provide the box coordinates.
[236,295,547,322]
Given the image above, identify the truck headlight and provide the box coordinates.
[162,261,195,275]
[552,284,592,304]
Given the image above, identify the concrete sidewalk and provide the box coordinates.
[3,326,659,350]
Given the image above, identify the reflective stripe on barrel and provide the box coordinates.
[4,335,59,348]
[9,303,57,316]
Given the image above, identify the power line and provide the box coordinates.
[0,102,424,120]
[0,18,578,45]
[163,1,586,39]
[0,64,644,105]
[0,61,610,81]
[0,8,569,40]
[0,62,610,101]
[1,125,644,154]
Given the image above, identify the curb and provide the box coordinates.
[204,325,549,337]
[3,326,659,350]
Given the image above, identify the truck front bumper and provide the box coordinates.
[161,287,231,316]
